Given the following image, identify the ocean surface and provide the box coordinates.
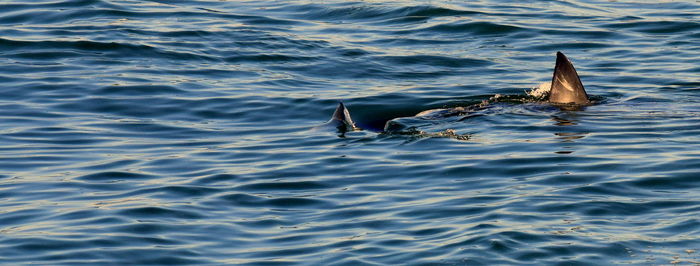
[1,0,700,265]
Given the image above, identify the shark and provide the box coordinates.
[323,51,589,134]
[317,102,359,132]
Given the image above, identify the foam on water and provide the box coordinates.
[527,82,552,99]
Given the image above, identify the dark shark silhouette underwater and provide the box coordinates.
[320,52,590,136]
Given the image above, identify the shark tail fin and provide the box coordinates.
[331,102,357,131]
[549,51,588,104]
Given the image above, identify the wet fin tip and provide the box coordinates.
[331,102,357,131]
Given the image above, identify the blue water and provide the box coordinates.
[1,0,700,265]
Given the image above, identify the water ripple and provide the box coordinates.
[1,0,700,265]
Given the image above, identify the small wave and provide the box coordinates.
[116,206,204,219]
[77,171,154,181]
[219,193,334,209]
[419,21,523,35]
[96,85,184,95]
[0,38,216,62]
[604,20,700,34]
[283,3,483,25]
[379,55,493,68]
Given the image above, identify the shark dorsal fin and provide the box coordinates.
[549,51,588,104]
[330,102,356,130]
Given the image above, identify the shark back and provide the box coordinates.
[549,52,588,104]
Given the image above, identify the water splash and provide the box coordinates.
[527,82,552,99]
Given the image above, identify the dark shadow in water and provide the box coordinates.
[550,101,592,112]
[551,115,588,154]
[552,115,578,127]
